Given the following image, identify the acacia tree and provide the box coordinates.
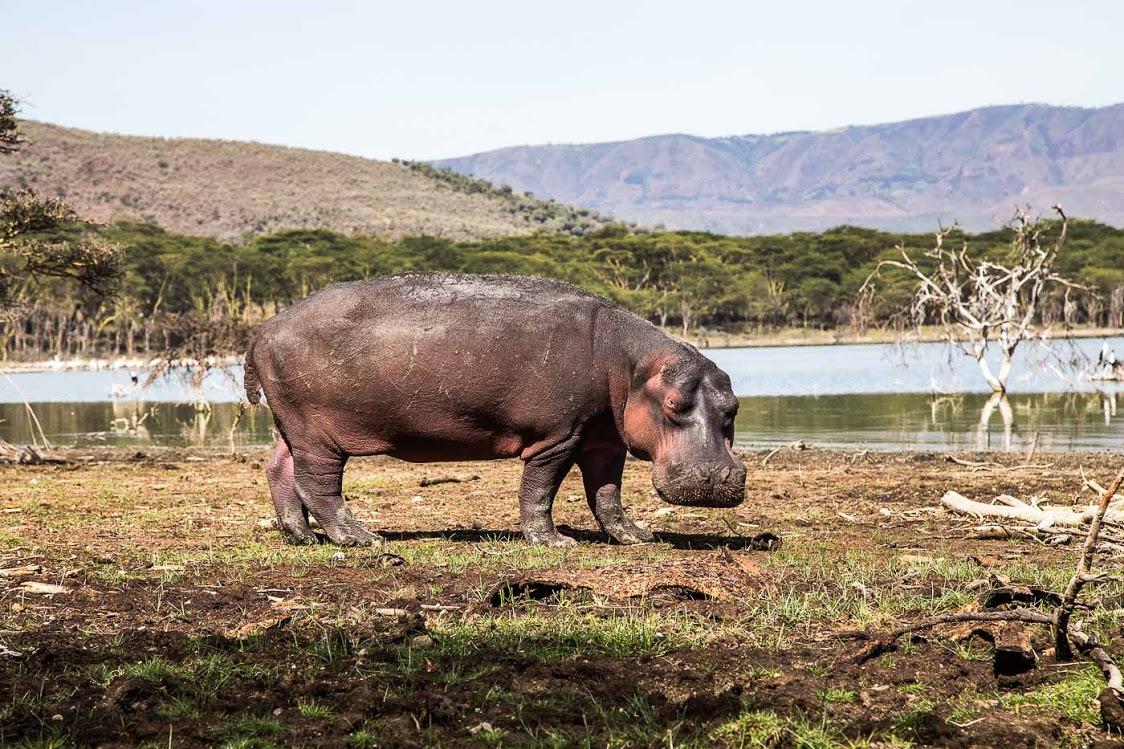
[0,90,19,153]
[0,90,121,334]
[862,207,1087,394]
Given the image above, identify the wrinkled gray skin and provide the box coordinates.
[245,273,746,547]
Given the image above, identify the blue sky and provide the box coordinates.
[2,0,1120,160]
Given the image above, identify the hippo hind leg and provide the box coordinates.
[518,436,581,547]
[266,438,317,545]
[290,446,383,547]
[578,445,655,545]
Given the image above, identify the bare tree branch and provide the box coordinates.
[1056,469,1124,659]
[860,208,1092,393]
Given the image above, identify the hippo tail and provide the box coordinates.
[244,335,262,405]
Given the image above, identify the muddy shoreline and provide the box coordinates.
[3,325,1122,373]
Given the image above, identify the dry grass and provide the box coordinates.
[0,121,605,241]
[1,449,1122,747]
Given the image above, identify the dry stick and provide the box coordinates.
[946,455,1000,469]
[945,454,1052,472]
[851,607,1053,663]
[1023,430,1040,465]
[761,440,810,467]
[1069,626,1124,694]
[419,473,481,487]
[0,372,52,450]
[761,445,785,467]
[1055,469,1124,660]
[227,400,247,456]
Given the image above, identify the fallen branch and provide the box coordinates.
[761,440,812,467]
[854,607,1053,657]
[945,455,1000,469]
[944,454,1052,472]
[941,491,1124,528]
[0,441,69,465]
[962,523,1124,553]
[374,607,410,617]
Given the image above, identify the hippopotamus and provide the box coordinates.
[244,273,746,547]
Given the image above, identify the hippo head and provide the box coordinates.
[622,352,747,508]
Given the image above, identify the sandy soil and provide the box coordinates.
[2,448,1123,747]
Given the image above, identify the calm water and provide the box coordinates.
[3,337,1122,451]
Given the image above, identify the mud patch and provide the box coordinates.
[485,552,760,606]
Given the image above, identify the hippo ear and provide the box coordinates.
[658,359,701,390]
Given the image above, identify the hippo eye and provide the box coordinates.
[662,395,693,423]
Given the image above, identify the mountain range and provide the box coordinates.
[4,104,1121,240]
[433,103,1124,234]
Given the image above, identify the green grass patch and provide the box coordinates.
[819,687,856,704]
[427,610,709,661]
[208,714,285,748]
[97,653,276,705]
[297,699,335,720]
[999,665,1103,724]
[708,709,785,748]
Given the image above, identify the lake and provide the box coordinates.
[3,336,1122,451]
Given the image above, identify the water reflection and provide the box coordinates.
[731,391,1124,451]
[977,393,1014,450]
[3,390,1121,451]
[0,400,277,449]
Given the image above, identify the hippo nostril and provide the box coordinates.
[719,466,732,483]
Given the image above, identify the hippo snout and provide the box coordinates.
[652,460,747,508]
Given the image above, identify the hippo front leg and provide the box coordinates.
[578,446,655,545]
[518,442,579,547]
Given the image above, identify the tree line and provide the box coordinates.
[5,215,1123,360]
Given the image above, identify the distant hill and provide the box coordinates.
[0,121,612,241]
[434,103,1124,234]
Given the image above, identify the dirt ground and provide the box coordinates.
[2,447,1123,748]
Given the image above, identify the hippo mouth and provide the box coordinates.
[652,462,747,508]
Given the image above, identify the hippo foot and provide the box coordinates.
[282,528,321,546]
[608,524,656,545]
[525,530,578,548]
[326,525,385,547]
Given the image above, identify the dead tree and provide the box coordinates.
[861,208,1086,394]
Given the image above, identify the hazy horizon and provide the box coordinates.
[15,100,1121,164]
[3,0,1122,160]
